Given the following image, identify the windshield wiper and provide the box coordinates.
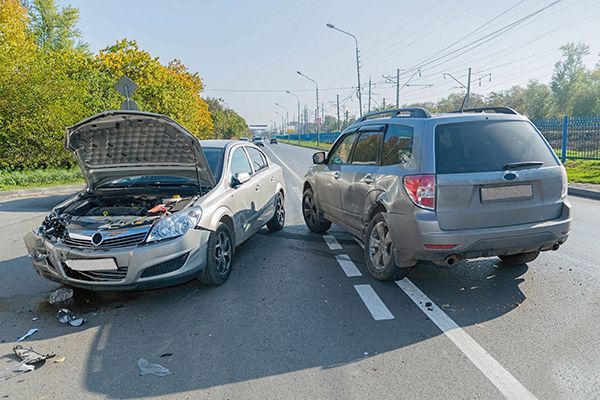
[503,161,543,170]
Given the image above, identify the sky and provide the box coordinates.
[61,0,600,125]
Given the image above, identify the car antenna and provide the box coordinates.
[114,75,139,110]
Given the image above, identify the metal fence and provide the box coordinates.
[277,115,600,161]
[532,115,600,161]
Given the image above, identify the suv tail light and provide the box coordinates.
[403,174,436,210]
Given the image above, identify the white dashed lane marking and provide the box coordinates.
[323,235,342,250]
[397,278,537,400]
[353,284,395,321]
[335,254,362,277]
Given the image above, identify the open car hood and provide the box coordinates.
[66,111,215,190]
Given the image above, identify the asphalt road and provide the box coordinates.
[1,142,599,399]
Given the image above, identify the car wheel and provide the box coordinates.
[302,187,331,234]
[498,251,540,265]
[266,192,285,232]
[364,212,410,281]
[199,222,234,285]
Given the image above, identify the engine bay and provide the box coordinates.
[40,193,196,241]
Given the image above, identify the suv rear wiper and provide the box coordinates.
[503,161,543,170]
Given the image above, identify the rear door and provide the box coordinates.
[434,119,564,230]
[245,146,275,226]
[229,147,260,241]
[315,131,359,221]
[340,125,385,231]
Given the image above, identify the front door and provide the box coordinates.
[340,127,385,231]
[316,131,359,222]
[229,147,261,242]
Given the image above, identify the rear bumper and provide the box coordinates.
[23,228,211,291]
[384,199,572,266]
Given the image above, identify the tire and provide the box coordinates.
[498,251,540,265]
[364,212,410,281]
[302,187,332,234]
[266,192,285,232]
[199,222,234,285]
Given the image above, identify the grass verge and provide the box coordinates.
[280,139,332,151]
[564,160,600,184]
[0,168,84,191]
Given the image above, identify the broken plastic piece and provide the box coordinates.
[13,345,55,365]
[137,358,171,376]
[48,287,74,304]
[57,309,85,326]
[13,363,34,373]
[16,328,39,342]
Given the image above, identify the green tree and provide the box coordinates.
[551,42,590,114]
[205,97,249,139]
[23,0,84,50]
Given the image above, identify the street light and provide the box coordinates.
[275,102,289,142]
[274,110,284,137]
[326,23,362,117]
[285,90,302,143]
[296,70,320,145]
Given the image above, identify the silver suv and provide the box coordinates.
[302,107,571,280]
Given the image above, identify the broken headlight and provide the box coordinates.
[146,207,202,243]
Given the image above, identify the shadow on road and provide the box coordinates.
[0,218,529,398]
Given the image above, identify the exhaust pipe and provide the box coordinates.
[444,255,459,265]
[552,243,560,251]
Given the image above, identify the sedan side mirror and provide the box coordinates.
[313,151,326,164]
[232,172,251,187]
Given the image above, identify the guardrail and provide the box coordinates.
[277,115,600,161]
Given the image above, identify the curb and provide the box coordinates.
[568,187,600,201]
[0,184,85,200]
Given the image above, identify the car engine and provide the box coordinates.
[39,194,196,241]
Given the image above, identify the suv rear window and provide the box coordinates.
[435,120,558,174]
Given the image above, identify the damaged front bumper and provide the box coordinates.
[23,228,211,291]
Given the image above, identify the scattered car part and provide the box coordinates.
[16,328,39,342]
[13,345,56,365]
[48,287,74,304]
[56,309,85,327]
[138,358,171,376]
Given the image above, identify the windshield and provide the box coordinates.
[202,147,225,182]
[97,175,198,188]
[435,120,559,174]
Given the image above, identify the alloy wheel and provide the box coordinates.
[303,194,318,226]
[369,221,393,271]
[214,231,232,275]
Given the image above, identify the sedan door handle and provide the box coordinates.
[333,172,341,180]
[361,174,375,184]
[255,184,261,191]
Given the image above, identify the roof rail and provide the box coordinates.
[357,107,431,122]
[451,106,519,115]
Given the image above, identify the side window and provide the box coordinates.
[382,124,414,166]
[328,132,358,165]
[352,131,383,165]
[245,147,268,173]
[230,147,253,176]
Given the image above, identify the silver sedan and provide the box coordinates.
[24,111,286,290]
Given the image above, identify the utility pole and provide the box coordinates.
[396,68,400,108]
[382,98,386,110]
[444,67,473,111]
[336,94,340,132]
[368,76,372,113]
[322,102,325,132]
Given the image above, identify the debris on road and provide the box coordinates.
[138,358,171,376]
[13,363,34,373]
[160,353,173,358]
[13,345,55,365]
[32,317,39,321]
[48,287,74,305]
[56,309,85,327]
[486,275,496,280]
[53,356,66,363]
[16,328,39,342]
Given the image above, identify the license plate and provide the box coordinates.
[480,185,533,202]
[65,258,117,271]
